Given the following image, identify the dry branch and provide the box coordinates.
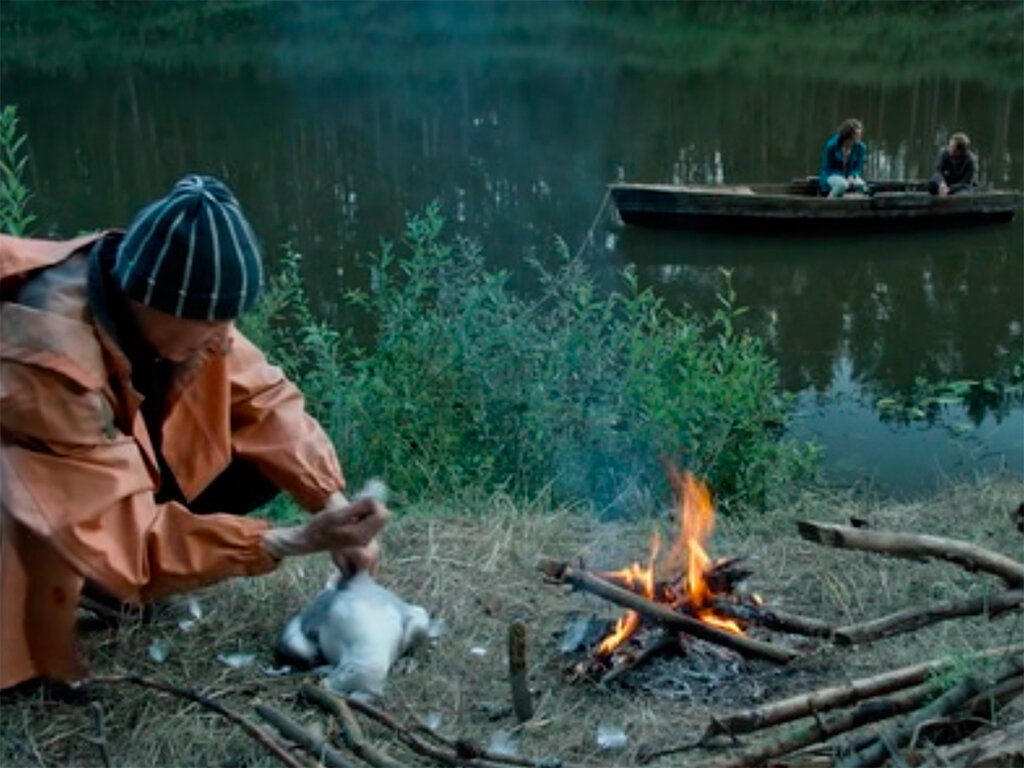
[699,679,947,768]
[255,703,354,768]
[538,557,799,664]
[833,678,988,768]
[922,719,1024,768]
[710,600,835,639]
[300,685,405,768]
[704,644,1023,738]
[833,590,1023,645]
[79,675,308,768]
[310,687,564,768]
[796,521,1024,588]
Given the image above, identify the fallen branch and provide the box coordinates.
[922,719,1024,768]
[78,675,308,768]
[796,521,1024,588]
[699,679,947,768]
[538,557,799,664]
[710,600,835,639]
[833,590,1023,645]
[299,685,404,768]
[833,679,986,768]
[311,687,563,768]
[255,703,355,768]
[703,644,1023,738]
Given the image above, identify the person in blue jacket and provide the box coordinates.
[819,118,869,198]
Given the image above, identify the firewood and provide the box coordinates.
[710,600,835,639]
[255,703,356,768]
[300,685,405,768]
[834,656,1024,768]
[796,521,1024,588]
[833,590,1023,645]
[703,643,1023,738]
[922,720,1024,767]
[700,678,947,768]
[538,557,799,664]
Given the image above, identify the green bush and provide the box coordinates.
[0,105,36,236]
[255,204,819,513]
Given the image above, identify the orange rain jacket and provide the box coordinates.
[0,233,345,689]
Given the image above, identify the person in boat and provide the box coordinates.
[929,132,977,196]
[818,118,869,198]
[0,174,389,695]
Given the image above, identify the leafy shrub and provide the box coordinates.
[0,105,36,236]
[255,204,818,513]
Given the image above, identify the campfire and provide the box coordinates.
[592,469,747,659]
[539,471,1023,767]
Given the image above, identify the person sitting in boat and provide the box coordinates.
[929,132,977,196]
[818,118,869,198]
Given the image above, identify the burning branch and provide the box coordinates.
[709,599,836,639]
[833,589,1023,645]
[796,521,1024,588]
[538,557,799,665]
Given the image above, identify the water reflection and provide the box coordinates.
[3,1,1022,494]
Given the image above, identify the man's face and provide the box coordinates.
[948,140,962,156]
[128,300,233,363]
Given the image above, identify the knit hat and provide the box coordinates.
[115,174,263,321]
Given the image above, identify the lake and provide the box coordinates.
[3,1,1022,496]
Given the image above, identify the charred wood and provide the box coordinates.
[600,628,683,686]
[796,521,1024,588]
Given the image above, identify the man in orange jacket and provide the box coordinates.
[0,174,387,692]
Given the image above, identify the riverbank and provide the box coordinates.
[3,473,1020,766]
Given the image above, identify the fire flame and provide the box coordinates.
[594,471,742,657]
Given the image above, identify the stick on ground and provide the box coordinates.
[78,675,309,768]
[796,521,1024,588]
[299,685,405,768]
[704,643,1023,738]
[833,590,1023,645]
[255,703,355,768]
[697,679,948,768]
[538,557,799,664]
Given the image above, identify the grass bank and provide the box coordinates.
[1,474,1020,766]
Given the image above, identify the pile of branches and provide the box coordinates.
[541,521,1024,767]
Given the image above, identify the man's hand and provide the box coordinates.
[263,496,389,560]
[939,181,950,196]
[331,538,381,576]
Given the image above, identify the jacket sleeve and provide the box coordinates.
[949,154,977,192]
[226,328,346,511]
[1,361,278,604]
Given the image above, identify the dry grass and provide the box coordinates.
[1,474,1021,767]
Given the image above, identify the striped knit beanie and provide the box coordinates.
[114,174,263,320]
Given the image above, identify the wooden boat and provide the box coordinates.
[610,178,1021,232]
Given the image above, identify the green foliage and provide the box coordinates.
[0,105,36,236]
[254,204,818,513]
